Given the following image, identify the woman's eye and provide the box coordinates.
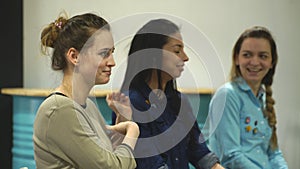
[111,47,115,54]
[99,51,108,57]
[260,54,268,59]
[242,53,251,57]
[99,48,114,57]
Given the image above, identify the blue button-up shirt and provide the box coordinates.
[208,77,288,169]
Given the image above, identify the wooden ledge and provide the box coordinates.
[178,88,214,94]
[1,88,53,97]
[1,88,214,97]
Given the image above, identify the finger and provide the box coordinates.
[114,92,121,101]
[123,95,130,104]
[106,93,111,101]
[106,94,112,105]
[119,93,127,102]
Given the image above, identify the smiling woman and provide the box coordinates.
[208,26,289,169]
[161,32,189,79]
[76,29,115,86]
[235,37,273,95]
[33,11,140,169]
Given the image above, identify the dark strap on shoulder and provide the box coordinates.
[47,92,68,98]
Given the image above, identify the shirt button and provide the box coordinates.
[261,121,264,124]
[256,150,260,153]
[257,108,261,111]
[175,157,179,161]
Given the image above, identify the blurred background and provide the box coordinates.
[1,0,299,168]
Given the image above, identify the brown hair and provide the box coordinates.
[40,11,110,70]
[230,26,279,150]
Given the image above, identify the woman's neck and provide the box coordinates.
[56,75,73,98]
[147,70,171,92]
[247,81,261,97]
[56,73,91,106]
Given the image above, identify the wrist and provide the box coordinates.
[126,122,139,138]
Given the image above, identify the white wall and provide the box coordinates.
[24,0,300,168]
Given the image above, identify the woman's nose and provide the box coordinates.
[181,51,189,62]
[250,56,259,65]
[107,53,116,67]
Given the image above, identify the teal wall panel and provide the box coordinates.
[12,96,44,169]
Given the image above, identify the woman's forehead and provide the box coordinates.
[92,30,114,47]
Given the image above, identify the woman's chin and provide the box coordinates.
[96,78,110,85]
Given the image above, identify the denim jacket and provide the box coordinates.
[112,81,219,169]
[208,77,288,169]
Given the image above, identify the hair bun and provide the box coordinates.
[40,16,67,53]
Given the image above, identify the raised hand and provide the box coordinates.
[106,92,132,123]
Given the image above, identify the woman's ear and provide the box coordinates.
[66,47,79,65]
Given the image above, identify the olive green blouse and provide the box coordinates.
[33,94,136,169]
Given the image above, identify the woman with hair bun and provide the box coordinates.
[33,11,139,169]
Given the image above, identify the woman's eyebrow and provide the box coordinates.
[172,44,183,48]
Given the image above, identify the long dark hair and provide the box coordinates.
[120,19,180,93]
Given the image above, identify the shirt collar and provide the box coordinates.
[235,77,265,99]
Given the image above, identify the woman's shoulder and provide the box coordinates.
[214,81,238,96]
[40,93,72,108]
[38,93,82,116]
[210,81,245,107]
[35,94,80,127]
